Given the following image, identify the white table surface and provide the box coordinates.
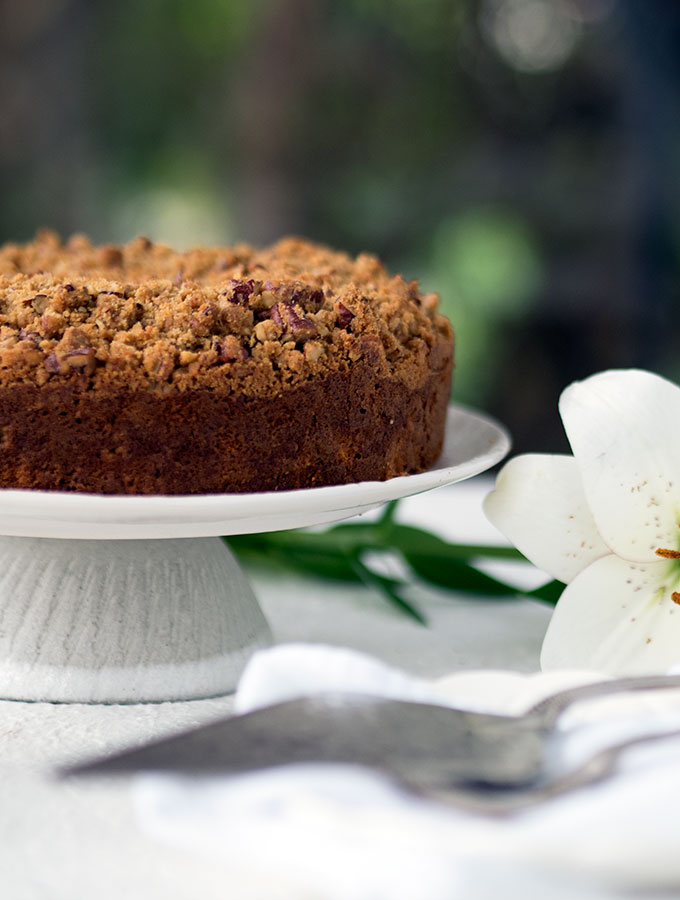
[0,476,557,899]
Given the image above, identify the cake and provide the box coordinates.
[0,231,454,494]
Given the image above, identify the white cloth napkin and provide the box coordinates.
[135,644,680,900]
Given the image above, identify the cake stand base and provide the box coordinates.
[0,535,272,703]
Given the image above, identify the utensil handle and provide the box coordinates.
[526,674,680,728]
[426,726,680,817]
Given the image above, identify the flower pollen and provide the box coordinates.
[672,592,680,605]
[655,548,680,559]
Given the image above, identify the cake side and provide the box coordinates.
[0,343,452,494]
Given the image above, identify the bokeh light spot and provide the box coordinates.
[481,0,581,73]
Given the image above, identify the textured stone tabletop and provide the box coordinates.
[0,478,550,899]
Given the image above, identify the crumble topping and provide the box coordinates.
[0,231,452,395]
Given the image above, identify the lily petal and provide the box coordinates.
[541,555,680,674]
[483,454,610,583]
[560,369,680,563]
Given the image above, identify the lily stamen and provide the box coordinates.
[656,548,680,559]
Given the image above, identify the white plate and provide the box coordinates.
[0,404,510,539]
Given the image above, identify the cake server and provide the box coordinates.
[65,691,548,787]
[64,674,680,790]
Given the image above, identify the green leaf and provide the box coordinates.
[403,551,522,597]
[349,556,428,625]
[527,579,564,606]
[225,538,362,583]
[329,520,526,562]
[223,507,564,625]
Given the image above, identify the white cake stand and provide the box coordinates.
[0,404,510,703]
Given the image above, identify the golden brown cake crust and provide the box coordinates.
[0,232,454,494]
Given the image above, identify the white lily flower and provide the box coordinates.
[483,369,680,675]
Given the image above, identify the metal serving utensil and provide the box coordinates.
[420,725,680,817]
[64,674,680,792]
[66,693,548,786]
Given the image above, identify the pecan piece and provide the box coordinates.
[143,344,175,381]
[270,301,317,341]
[41,311,65,338]
[65,347,96,375]
[336,301,355,329]
[292,288,323,310]
[17,329,40,344]
[215,335,249,362]
[227,279,255,304]
[22,293,48,314]
[309,288,324,308]
[44,353,65,375]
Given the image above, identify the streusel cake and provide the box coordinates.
[0,231,453,493]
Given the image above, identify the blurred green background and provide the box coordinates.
[1,0,679,451]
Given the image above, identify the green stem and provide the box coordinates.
[378,499,400,525]
[224,516,564,623]
[349,555,428,625]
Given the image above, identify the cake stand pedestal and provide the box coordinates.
[0,404,509,703]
